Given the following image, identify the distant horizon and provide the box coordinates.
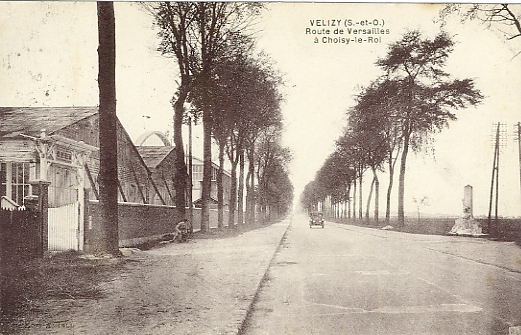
[293,205,521,220]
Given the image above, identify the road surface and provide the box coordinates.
[242,214,521,335]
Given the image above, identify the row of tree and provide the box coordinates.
[303,3,521,226]
[301,29,483,227]
[95,2,292,255]
[144,2,293,230]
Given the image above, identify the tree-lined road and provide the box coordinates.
[243,214,521,335]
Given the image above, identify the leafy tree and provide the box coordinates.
[315,150,355,218]
[347,97,388,222]
[241,54,284,225]
[263,163,293,218]
[376,30,483,226]
[96,1,119,256]
[336,129,370,220]
[256,130,293,219]
[192,3,263,231]
[439,4,521,56]
[225,55,283,228]
[145,2,194,223]
[301,146,356,219]
[350,79,403,223]
[146,2,262,231]
[192,34,255,229]
[196,42,282,228]
[301,180,322,212]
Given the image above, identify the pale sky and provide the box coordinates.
[1,2,520,217]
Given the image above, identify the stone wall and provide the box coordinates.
[84,201,239,252]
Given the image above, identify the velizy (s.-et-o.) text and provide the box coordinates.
[306,18,391,45]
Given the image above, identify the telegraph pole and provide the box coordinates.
[487,123,507,234]
[516,122,521,208]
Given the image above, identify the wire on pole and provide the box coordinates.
[487,123,506,234]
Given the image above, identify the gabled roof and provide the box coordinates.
[0,106,98,138]
[136,146,176,169]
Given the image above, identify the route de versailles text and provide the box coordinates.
[306,19,390,45]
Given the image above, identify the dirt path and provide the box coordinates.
[11,219,290,335]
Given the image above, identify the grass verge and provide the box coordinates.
[1,250,125,333]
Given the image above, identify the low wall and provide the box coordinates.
[85,201,239,252]
[85,201,179,251]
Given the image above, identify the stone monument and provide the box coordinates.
[449,185,484,236]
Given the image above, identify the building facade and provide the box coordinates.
[0,107,170,252]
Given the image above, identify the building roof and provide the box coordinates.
[0,106,98,138]
[192,156,232,177]
[136,146,176,169]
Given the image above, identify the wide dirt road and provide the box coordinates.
[15,219,290,335]
[243,214,521,335]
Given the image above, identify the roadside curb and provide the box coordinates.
[236,217,292,335]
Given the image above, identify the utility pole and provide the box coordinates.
[487,123,507,234]
[514,122,521,207]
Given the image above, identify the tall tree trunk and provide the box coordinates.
[228,159,238,229]
[187,118,193,232]
[374,170,379,223]
[347,184,352,219]
[201,112,212,232]
[246,144,255,224]
[245,166,252,224]
[365,177,375,220]
[217,140,225,229]
[199,3,211,232]
[358,173,363,219]
[386,154,394,224]
[172,90,188,224]
[352,180,357,219]
[97,1,119,256]
[398,81,414,228]
[237,148,245,225]
[398,132,410,227]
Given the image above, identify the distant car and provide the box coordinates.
[309,211,324,228]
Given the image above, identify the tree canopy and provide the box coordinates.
[302,30,483,225]
[377,30,483,225]
[439,4,521,46]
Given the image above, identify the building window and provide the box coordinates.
[211,166,218,181]
[192,164,203,182]
[0,162,31,205]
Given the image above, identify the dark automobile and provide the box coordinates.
[309,211,324,228]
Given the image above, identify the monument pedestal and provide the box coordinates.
[449,217,484,236]
[449,185,487,237]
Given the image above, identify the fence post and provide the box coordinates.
[83,188,90,253]
[29,180,51,257]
